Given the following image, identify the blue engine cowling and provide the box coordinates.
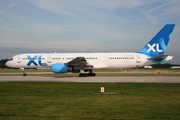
[51,64,68,73]
[51,63,80,73]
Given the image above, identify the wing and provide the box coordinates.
[67,57,93,69]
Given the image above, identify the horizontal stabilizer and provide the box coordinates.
[148,54,169,60]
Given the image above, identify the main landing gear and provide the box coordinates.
[79,73,96,77]
[79,70,96,77]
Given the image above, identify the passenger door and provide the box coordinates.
[47,56,51,63]
[17,56,21,63]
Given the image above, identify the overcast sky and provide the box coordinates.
[0,0,180,64]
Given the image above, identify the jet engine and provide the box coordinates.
[51,63,80,73]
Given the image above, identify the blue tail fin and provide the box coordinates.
[138,24,175,57]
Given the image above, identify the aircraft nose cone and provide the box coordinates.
[5,61,10,67]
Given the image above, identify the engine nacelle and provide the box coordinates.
[51,64,80,73]
[71,68,80,73]
[51,64,68,73]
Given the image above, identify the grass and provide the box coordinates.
[0,82,180,119]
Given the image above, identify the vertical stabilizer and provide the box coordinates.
[138,24,175,57]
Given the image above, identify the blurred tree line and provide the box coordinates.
[151,63,177,69]
[0,59,8,68]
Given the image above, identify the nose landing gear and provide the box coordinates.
[20,68,27,76]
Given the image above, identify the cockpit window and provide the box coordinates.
[9,58,13,61]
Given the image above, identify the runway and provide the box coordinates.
[0,76,180,83]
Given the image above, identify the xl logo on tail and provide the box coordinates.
[147,43,163,53]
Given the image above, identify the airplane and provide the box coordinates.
[6,24,175,77]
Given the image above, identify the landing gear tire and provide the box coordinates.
[79,73,88,77]
[88,73,96,76]
[22,71,26,76]
[79,73,96,77]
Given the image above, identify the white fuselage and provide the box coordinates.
[6,52,173,69]
[5,24,175,77]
